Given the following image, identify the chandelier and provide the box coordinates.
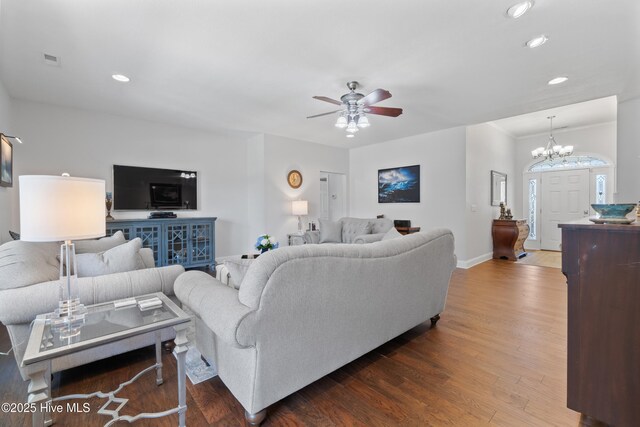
[531,115,573,160]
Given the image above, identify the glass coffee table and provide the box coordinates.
[21,293,190,427]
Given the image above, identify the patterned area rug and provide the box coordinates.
[185,347,217,385]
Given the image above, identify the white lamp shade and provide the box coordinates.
[19,175,106,242]
[292,200,308,216]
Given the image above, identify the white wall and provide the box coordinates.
[513,121,617,217]
[246,134,266,248]
[617,97,640,202]
[0,77,13,243]
[465,123,516,265]
[262,134,349,246]
[10,99,251,256]
[349,127,468,262]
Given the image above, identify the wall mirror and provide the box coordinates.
[491,170,507,206]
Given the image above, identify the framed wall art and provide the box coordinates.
[0,134,12,188]
[378,164,420,203]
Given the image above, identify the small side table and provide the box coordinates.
[22,293,190,427]
[287,233,306,246]
[492,219,529,260]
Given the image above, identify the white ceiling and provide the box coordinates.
[0,0,638,148]
[489,95,618,138]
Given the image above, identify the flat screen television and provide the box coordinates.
[113,165,197,210]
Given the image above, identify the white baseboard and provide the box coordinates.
[456,252,493,269]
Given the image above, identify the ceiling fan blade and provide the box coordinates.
[364,106,403,117]
[307,109,343,119]
[313,96,343,106]
[358,89,392,106]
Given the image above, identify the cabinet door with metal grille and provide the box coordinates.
[133,224,161,266]
[190,222,213,268]
[106,225,132,240]
[166,223,189,266]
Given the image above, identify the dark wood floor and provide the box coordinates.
[0,260,587,426]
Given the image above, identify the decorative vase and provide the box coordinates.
[105,199,114,221]
[260,248,268,254]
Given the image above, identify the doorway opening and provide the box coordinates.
[319,172,347,221]
[523,155,613,251]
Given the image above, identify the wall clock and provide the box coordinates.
[287,170,303,189]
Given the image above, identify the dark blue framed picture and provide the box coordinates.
[378,165,420,203]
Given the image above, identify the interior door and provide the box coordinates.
[319,174,329,220]
[540,169,589,251]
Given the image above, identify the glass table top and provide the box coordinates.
[23,293,189,365]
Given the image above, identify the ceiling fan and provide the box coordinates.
[307,81,403,137]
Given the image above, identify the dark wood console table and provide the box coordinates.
[395,226,421,235]
[560,220,640,426]
[491,219,528,260]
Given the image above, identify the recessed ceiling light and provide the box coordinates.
[111,74,130,83]
[506,1,534,19]
[526,35,548,48]
[548,76,569,85]
[346,134,355,138]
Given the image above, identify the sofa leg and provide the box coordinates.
[430,314,441,327]
[245,409,267,426]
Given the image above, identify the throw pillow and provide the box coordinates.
[381,227,403,241]
[354,221,372,237]
[224,259,255,289]
[319,219,342,243]
[135,248,157,270]
[9,230,20,240]
[75,231,126,254]
[75,238,142,278]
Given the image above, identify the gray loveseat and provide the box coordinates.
[0,237,184,380]
[175,228,456,424]
[304,216,394,244]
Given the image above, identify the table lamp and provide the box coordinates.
[19,175,106,324]
[292,200,308,233]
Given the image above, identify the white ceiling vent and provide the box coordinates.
[42,53,60,66]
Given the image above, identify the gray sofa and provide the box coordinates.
[0,237,184,380]
[175,228,456,424]
[304,216,394,244]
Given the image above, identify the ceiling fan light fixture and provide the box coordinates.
[308,81,403,139]
[346,121,359,133]
[357,115,370,128]
[526,34,548,48]
[506,1,534,19]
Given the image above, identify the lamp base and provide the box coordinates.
[50,299,87,339]
[54,297,87,319]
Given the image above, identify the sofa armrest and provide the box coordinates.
[0,265,184,325]
[353,233,385,244]
[174,270,254,348]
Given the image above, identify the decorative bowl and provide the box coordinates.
[591,203,636,219]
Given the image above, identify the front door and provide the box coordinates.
[540,169,589,251]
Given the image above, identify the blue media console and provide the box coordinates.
[105,217,216,270]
